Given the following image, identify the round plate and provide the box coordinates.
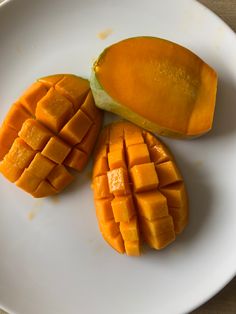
[0,0,236,313]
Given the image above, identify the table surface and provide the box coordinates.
[0,0,235,313]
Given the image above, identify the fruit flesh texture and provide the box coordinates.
[91,36,217,138]
[0,74,103,197]
[92,121,188,256]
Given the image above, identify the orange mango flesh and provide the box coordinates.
[0,125,19,160]
[92,121,188,256]
[92,37,217,138]
[0,74,103,197]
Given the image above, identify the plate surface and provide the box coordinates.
[0,0,236,313]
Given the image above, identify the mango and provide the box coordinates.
[0,74,103,197]
[92,121,188,256]
[90,37,217,138]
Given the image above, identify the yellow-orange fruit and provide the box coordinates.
[91,37,217,138]
[0,74,103,197]
[92,121,188,256]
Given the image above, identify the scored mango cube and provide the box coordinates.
[6,138,36,169]
[149,144,170,164]
[135,190,168,220]
[32,180,57,198]
[0,125,19,160]
[156,161,182,187]
[124,128,144,147]
[64,148,88,171]
[107,167,130,196]
[0,74,103,197]
[92,156,109,178]
[109,123,124,143]
[120,216,139,241]
[100,219,120,238]
[27,153,55,179]
[160,182,186,207]
[140,215,175,237]
[92,121,188,256]
[143,230,176,250]
[19,119,52,151]
[0,158,23,182]
[169,206,188,234]
[80,91,101,120]
[143,131,157,147]
[42,137,71,164]
[77,115,103,154]
[36,88,74,133]
[59,109,92,145]
[64,148,88,172]
[108,149,126,170]
[47,165,73,191]
[109,137,124,152]
[95,198,114,223]
[111,195,135,222]
[16,169,41,193]
[55,74,90,110]
[93,175,111,200]
[124,241,140,256]
[127,143,150,167]
[130,162,159,192]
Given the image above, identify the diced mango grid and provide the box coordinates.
[0,75,102,197]
[93,123,188,255]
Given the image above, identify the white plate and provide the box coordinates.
[0,0,236,313]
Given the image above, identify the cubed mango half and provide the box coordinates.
[92,121,188,256]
